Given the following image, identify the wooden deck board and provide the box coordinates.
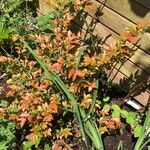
[85,0,150,54]
[108,68,149,106]
[97,0,150,23]
[135,0,150,10]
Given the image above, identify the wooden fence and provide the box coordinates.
[37,0,150,107]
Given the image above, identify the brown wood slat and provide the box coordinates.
[76,15,150,74]
[85,0,150,54]
[135,0,150,10]
[115,59,150,82]
[85,1,134,33]
[38,0,70,14]
[108,68,149,106]
[38,0,54,14]
[97,0,150,23]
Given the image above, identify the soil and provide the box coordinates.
[103,130,135,150]
[70,129,136,150]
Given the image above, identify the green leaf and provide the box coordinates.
[23,135,41,150]
[0,142,9,150]
[126,117,134,126]
[0,20,4,33]
[36,13,56,32]
[103,104,111,111]
[112,110,120,118]
[103,96,110,102]
[44,143,51,150]
[0,19,12,42]
[129,112,137,119]
[121,110,129,118]
[0,31,9,39]
[126,112,137,126]
[134,125,142,138]
[23,141,34,150]
[35,135,42,148]
[0,119,16,149]
[111,104,120,111]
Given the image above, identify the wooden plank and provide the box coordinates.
[38,0,54,14]
[85,0,150,54]
[38,0,70,14]
[134,92,149,106]
[115,59,150,82]
[85,1,134,33]
[97,0,150,23]
[38,0,52,13]
[129,49,150,74]
[135,0,150,10]
[76,15,150,73]
[108,68,150,106]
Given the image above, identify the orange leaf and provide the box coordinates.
[52,19,59,26]
[137,22,143,30]
[28,61,37,70]
[87,82,96,92]
[9,114,18,121]
[19,99,30,111]
[17,117,27,127]
[52,144,61,150]
[26,132,38,142]
[39,80,51,89]
[68,83,75,93]
[43,114,53,122]
[49,102,59,113]
[48,95,60,113]
[0,108,4,118]
[69,69,85,81]
[83,55,96,66]
[43,129,51,137]
[74,0,81,5]
[113,118,122,127]
[68,68,75,79]
[121,31,135,43]
[0,56,8,62]
[76,70,85,77]
[72,72,77,81]
[27,115,33,122]
[6,88,16,97]
[80,94,92,109]
[103,120,116,129]
[51,58,63,71]
[31,68,42,78]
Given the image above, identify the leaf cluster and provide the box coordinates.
[0,0,149,149]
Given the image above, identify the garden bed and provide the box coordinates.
[0,0,150,150]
